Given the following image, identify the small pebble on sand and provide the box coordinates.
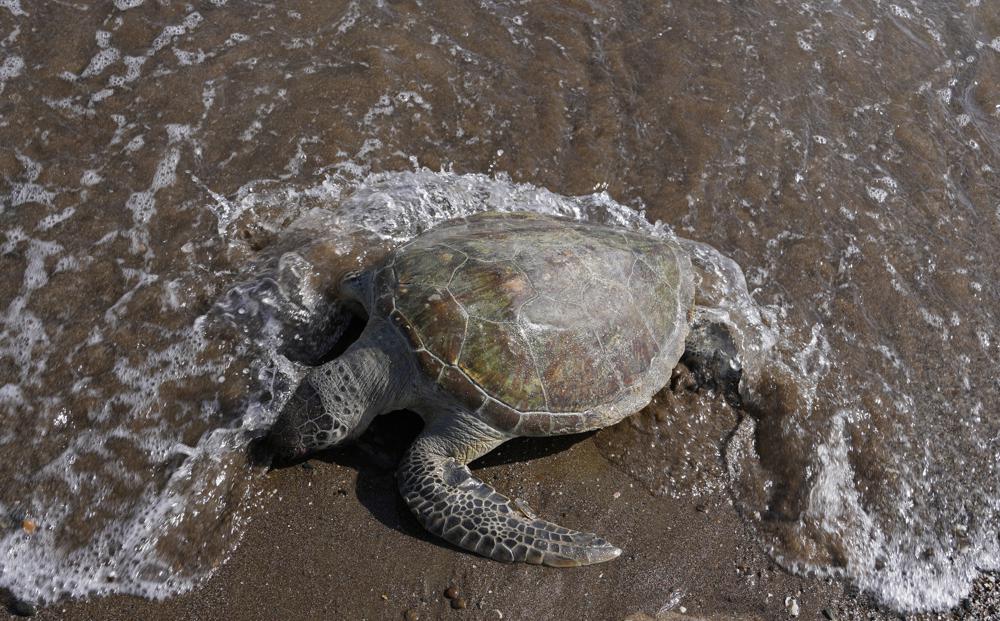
[403,609,419,621]
[451,597,467,610]
[21,519,37,535]
[784,595,800,617]
[444,586,459,599]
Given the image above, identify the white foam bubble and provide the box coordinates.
[0,0,26,17]
[80,170,102,186]
[335,0,361,35]
[173,48,207,66]
[80,47,120,79]
[866,185,888,203]
[113,0,145,10]
[890,4,913,19]
[36,207,76,231]
[0,54,24,91]
[125,134,145,153]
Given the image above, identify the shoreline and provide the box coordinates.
[11,412,993,621]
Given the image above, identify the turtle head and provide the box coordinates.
[267,318,405,463]
[267,373,354,462]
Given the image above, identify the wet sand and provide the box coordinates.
[11,407,996,620]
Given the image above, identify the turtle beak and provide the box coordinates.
[266,377,347,464]
[265,384,320,463]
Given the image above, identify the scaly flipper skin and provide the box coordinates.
[397,414,622,567]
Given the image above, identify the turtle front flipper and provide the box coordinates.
[397,416,622,567]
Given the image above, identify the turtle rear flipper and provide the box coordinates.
[682,312,743,406]
[397,416,622,567]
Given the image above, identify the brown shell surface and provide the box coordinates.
[374,212,693,432]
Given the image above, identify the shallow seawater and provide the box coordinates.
[1,0,998,614]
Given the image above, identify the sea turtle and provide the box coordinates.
[268,211,739,566]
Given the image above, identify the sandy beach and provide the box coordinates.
[9,407,997,620]
[2,1,999,619]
